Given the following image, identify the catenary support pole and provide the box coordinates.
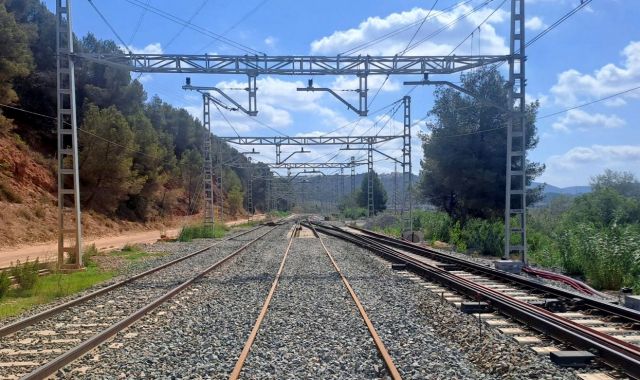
[504,0,527,262]
[56,0,82,269]
[202,94,215,229]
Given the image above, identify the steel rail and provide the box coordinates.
[347,224,640,324]
[20,224,280,380]
[310,222,640,378]
[0,224,270,338]
[306,222,402,380]
[228,223,297,380]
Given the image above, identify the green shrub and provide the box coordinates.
[83,243,99,266]
[462,218,504,256]
[449,221,466,252]
[414,211,452,242]
[10,258,39,291]
[341,207,367,220]
[0,271,11,299]
[178,223,227,242]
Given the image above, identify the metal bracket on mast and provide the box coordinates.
[184,78,258,116]
[404,75,507,112]
[297,78,368,116]
[278,147,310,164]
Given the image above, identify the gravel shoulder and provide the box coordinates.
[240,238,384,379]
[322,234,580,380]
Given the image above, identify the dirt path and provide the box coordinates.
[0,214,266,268]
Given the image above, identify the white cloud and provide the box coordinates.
[542,145,640,186]
[525,16,546,31]
[551,109,625,132]
[310,5,508,56]
[264,36,277,47]
[550,40,640,106]
[121,42,164,54]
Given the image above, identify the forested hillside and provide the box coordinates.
[0,0,268,245]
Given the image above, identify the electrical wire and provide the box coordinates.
[213,102,241,137]
[87,0,132,54]
[164,0,209,50]
[526,0,593,49]
[447,0,507,56]
[340,0,476,56]
[538,85,640,119]
[127,0,150,46]
[125,0,264,55]
[403,0,495,55]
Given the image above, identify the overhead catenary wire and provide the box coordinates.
[447,0,507,56]
[526,0,593,49]
[125,0,264,55]
[164,0,209,50]
[340,0,475,56]
[87,0,133,54]
[127,0,150,46]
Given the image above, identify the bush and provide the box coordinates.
[449,221,466,252]
[0,181,22,203]
[83,243,99,266]
[10,258,39,291]
[414,211,452,242]
[0,270,11,299]
[178,223,227,242]
[460,218,504,256]
[342,207,367,220]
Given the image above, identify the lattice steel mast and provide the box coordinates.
[56,0,82,269]
[505,0,527,263]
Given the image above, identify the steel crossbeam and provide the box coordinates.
[217,135,399,145]
[72,53,508,75]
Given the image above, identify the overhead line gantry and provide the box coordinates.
[55,0,526,268]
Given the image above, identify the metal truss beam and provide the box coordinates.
[268,162,365,170]
[218,135,400,145]
[72,53,508,75]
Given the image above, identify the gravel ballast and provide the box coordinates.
[57,223,293,378]
[0,225,276,378]
[322,234,580,380]
[240,238,385,379]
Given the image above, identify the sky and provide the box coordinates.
[43,0,640,187]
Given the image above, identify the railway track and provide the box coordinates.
[229,222,401,379]
[0,222,285,379]
[307,221,640,379]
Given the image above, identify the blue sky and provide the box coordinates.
[43,0,640,187]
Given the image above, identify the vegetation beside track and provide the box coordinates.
[0,243,166,320]
[366,170,640,293]
[177,223,228,242]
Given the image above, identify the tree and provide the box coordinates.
[418,68,544,223]
[79,105,144,213]
[179,149,203,214]
[357,170,387,214]
[0,2,33,132]
[591,169,640,199]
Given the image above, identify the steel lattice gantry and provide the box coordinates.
[219,131,409,218]
[73,53,507,75]
[56,0,527,265]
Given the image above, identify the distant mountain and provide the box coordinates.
[533,182,591,196]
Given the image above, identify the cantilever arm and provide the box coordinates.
[404,78,507,112]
